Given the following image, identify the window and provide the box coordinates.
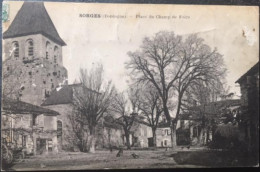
[193,127,198,137]
[165,129,168,135]
[180,120,185,129]
[22,135,26,147]
[162,129,165,136]
[54,46,58,63]
[46,41,50,59]
[32,114,37,126]
[164,140,167,146]
[57,120,62,138]
[12,41,19,58]
[26,39,34,57]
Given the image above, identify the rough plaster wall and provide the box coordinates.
[156,128,171,147]
[43,104,74,147]
[3,34,68,106]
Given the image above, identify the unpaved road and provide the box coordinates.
[9,150,204,170]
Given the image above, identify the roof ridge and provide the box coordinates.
[3,2,66,46]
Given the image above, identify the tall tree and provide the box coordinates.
[138,84,163,147]
[71,64,115,153]
[126,31,226,148]
[111,87,141,149]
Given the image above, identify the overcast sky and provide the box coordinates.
[3,1,259,98]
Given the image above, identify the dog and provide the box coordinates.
[131,153,139,159]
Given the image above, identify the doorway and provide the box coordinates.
[36,138,46,154]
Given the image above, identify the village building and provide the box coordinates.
[2,98,60,155]
[2,2,67,154]
[41,84,125,151]
[178,99,241,146]
[235,61,259,153]
[129,120,153,148]
[155,123,172,147]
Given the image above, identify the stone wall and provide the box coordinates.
[156,127,171,147]
[43,104,74,150]
[3,34,67,106]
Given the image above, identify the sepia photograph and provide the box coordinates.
[1,0,259,170]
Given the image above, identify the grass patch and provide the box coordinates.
[172,150,258,167]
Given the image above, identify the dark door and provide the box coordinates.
[36,138,46,154]
[148,137,153,147]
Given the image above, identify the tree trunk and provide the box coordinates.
[171,122,177,149]
[89,126,96,153]
[198,128,205,146]
[89,136,96,153]
[125,133,131,150]
[206,127,210,145]
[152,128,157,147]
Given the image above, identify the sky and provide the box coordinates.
[3,1,259,99]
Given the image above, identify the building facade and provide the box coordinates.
[2,2,67,155]
[3,2,68,106]
[236,62,259,154]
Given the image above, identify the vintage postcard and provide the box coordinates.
[1,0,259,170]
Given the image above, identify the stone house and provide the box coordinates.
[41,84,124,151]
[2,98,60,155]
[235,61,259,152]
[156,124,172,147]
[129,120,153,148]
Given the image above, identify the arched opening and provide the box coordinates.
[12,41,19,58]
[46,41,51,60]
[26,39,34,57]
[54,46,59,63]
[57,120,62,149]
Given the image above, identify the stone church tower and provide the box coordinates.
[3,2,68,106]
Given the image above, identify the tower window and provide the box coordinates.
[12,41,19,58]
[54,46,59,63]
[46,41,50,60]
[26,39,34,57]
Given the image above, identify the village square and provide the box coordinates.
[1,1,259,170]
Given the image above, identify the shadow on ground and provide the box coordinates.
[171,150,258,167]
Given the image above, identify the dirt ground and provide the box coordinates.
[8,149,205,171]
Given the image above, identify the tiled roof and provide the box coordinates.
[2,98,60,116]
[157,122,170,128]
[3,2,66,46]
[180,99,241,120]
[41,85,75,106]
[236,62,259,84]
[42,84,100,106]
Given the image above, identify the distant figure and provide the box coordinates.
[131,153,139,159]
[116,148,123,157]
[109,145,113,153]
[187,146,190,149]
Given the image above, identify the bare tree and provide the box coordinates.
[138,83,163,147]
[111,87,141,149]
[71,64,115,153]
[126,31,226,148]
